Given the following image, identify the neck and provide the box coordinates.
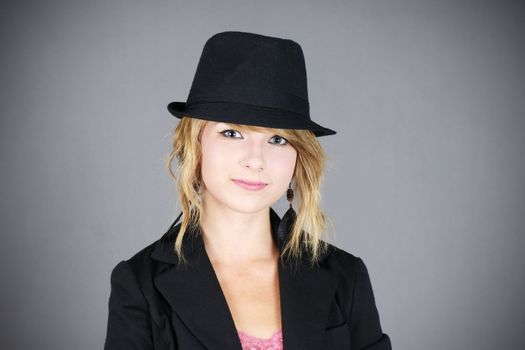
[199,196,278,265]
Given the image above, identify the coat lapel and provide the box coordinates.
[151,208,339,350]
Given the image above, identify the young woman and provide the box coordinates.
[104,31,391,350]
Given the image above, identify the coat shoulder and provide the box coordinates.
[319,242,374,297]
[124,237,160,267]
[116,228,174,281]
[322,242,368,274]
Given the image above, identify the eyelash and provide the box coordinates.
[219,129,289,146]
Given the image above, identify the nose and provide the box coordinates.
[240,138,266,171]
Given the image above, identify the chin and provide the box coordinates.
[204,187,281,214]
[228,203,270,214]
[224,199,275,214]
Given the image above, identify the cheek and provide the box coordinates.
[271,149,297,181]
[200,140,235,179]
[201,145,220,174]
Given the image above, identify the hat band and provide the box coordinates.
[183,101,312,128]
[167,100,336,137]
[187,86,309,116]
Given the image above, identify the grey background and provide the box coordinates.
[1,0,524,349]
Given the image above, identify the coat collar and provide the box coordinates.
[150,207,339,350]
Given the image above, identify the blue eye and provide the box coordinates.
[219,129,288,146]
[219,129,242,138]
[270,135,289,146]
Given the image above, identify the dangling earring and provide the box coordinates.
[276,180,297,250]
[286,181,294,210]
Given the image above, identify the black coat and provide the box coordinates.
[104,208,391,349]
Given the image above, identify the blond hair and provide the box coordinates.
[166,117,334,266]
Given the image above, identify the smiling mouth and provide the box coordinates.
[232,179,268,191]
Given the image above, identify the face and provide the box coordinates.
[199,121,297,214]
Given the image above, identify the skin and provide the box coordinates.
[198,121,297,338]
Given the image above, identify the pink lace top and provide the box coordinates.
[237,327,283,350]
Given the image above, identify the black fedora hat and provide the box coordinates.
[167,31,336,137]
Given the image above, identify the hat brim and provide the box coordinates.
[167,101,336,137]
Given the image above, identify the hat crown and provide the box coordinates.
[187,31,309,116]
[167,31,336,137]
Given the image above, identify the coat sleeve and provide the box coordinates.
[349,257,392,350]
[104,260,154,350]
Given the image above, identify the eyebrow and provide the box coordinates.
[216,122,289,136]
[216,122,235,128]
[217,122,251,131]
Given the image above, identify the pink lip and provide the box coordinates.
[233,179,268,191]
